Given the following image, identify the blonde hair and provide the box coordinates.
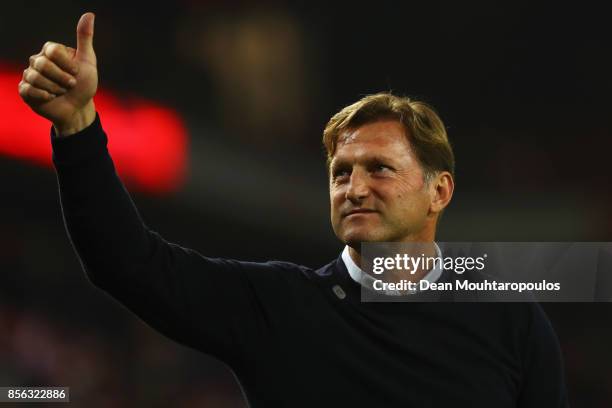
[323,92,455,182]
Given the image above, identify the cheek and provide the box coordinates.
[397,173,425,191]
[330,190,343,213]
[383,185,430,214]
[330,183,346,199]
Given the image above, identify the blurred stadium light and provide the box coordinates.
[0,65,188,193]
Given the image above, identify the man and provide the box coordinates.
[19,13,569,407]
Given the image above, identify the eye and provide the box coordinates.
[332,168,350,180]
[372,164,393,174]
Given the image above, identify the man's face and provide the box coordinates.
[329,120,434,246]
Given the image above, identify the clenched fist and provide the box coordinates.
[19,12,98,136]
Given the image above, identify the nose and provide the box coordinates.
[346,169,370,203]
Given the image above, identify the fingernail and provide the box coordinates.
[68,78,77,87]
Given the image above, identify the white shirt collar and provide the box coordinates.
[341,243,443,295]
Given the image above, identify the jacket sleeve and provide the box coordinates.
[517,303,570,407]
[51,113,285,366]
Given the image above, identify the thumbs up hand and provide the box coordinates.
[19,13,98,136]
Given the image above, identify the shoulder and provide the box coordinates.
[490,302,562,365]
[522,303,560,348]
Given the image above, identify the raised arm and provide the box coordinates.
[17,13,293,366]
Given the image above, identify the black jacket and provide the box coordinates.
[51,113,569,407]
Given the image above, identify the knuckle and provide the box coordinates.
[33,56,48,71]
[21,82,32,94]
[45,43,60,59]
[25,69,39,83]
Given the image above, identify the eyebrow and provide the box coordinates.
[330,155,398,171]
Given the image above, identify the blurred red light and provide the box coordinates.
[0,65,188,194]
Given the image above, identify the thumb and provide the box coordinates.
[76,12,95,59]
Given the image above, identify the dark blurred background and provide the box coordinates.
[1,1,611,407]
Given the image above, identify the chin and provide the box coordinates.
[340,227,385,246]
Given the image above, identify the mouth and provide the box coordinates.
[343,209,377,218]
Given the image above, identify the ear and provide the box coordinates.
[428,171,454,215]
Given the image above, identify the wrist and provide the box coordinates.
[53,101,96,137]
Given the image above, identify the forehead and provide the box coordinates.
[333,120,412,162]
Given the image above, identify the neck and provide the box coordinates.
[348,241,438,284]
